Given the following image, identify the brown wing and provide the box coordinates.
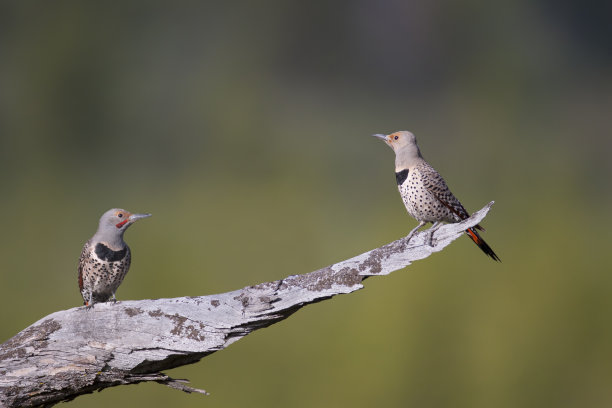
[77,240,91,292]
[417,162,484,230]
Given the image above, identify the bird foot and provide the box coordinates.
[425,222,443,247]
[426,234,436,247]
[405,221,427,243]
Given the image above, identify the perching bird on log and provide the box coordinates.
[373,131,500,261]
[78,208,151,307]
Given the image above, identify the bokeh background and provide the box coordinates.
[1,1,611,407]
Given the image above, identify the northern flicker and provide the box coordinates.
[78,208,151,307]
[373,131,500,261]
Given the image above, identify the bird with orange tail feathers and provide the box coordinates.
[373,131,500,262]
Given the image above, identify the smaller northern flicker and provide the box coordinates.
[373,131,500,261]
[78,208,151,307]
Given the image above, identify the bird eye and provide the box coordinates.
[118,213,123,218]
[394,135,399,140]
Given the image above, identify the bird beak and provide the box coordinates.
[373,133,394,148]
[129,213,152,223]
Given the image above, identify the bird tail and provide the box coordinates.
[465,227,500,262]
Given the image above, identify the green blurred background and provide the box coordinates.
[1,1,611,407]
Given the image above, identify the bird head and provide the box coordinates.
[372,130,418,151]
[98,208,152,234]
[373,130,422,167]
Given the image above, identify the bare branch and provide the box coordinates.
[0,202,495,408]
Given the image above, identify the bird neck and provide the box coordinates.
[394,151,422,172]
[92,230,126,250]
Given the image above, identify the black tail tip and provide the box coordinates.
[480,243,501,262]
[487,250,501,262]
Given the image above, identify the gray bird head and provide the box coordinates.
[373,130,423,168]
[92,208,151,248]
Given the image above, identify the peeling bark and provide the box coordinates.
[0,202,495,408]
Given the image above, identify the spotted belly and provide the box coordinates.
[398,170,456,223]
[78,241,131,304]
[90,260,129,299]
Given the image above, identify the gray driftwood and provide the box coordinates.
[0,202,495,408]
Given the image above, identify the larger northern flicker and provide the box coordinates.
[78,208,151,307]
[373,131,500,261]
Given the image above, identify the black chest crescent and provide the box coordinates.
[95,243,128,262]
[395,169,409,185]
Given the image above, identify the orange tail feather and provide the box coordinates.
[466,228,500,262]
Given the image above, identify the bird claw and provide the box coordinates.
[426,230,437,246]
[426,235,436,247]
[405,222,426,243]
[425,222,442,247]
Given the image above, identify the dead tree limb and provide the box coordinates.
[0,202,495,408]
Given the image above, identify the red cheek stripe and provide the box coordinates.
[115,219,129,228]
